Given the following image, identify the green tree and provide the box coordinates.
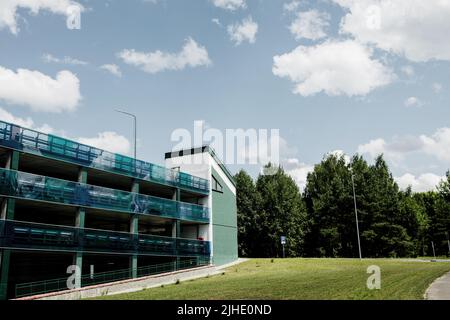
[433,172,450,256]
[235,154,447,259]
[413,191,436,256]
[398,187,429,256]
[234,170,262,257]
[304,153,357,257]
[256,164,309,258]
[305,154,418,258]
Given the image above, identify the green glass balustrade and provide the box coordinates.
[0,167,209,222]
[14,257,210,298]
[0,120,209,194]
[0,220,211,257]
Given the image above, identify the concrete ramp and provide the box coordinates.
[16,265,220,300]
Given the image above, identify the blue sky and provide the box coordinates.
[0,0,449,191]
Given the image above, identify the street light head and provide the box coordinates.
[115,109,136,118]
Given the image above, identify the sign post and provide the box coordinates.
[447,232,450,256]
[280,236,286,258]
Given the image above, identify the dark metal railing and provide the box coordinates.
[0,167,209,222]
[15,256,211,298]
[0,220,211,257]
[0,120,209,194]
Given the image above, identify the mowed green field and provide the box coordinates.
[94,258,450,300]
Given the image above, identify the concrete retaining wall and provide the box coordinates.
[17,265,219,300]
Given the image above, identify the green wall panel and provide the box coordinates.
[212,225,238,266]
[211,167,238,266]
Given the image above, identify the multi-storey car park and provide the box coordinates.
[0,120,237,299]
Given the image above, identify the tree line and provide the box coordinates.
[235,154,450,258]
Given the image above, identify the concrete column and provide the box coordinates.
[130,214,138,278]
[5,150,19,171]
[0,200,5,221]
[78,167,87,184]
[75,168,87,228]
[75,167,86,229]
[171,220,181,238]
[75,209,85,229]
[3,150,19,220]
[172,220,181,271]
[73,167,87,289]
[0,150,19,300]
[73,206,85,289]
[130,180,139,278]
[72,252,83,289]
[0,199,15,221]
[0,250,11,300]
[172,188,181,270]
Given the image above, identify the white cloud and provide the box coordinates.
[432,82,443,94]
[0,107,55,133]
[327,149,351,164]
[100,64,122,77]
[0,66,81,113]
[211,18,222,27]
[395,173,444,192]
[227,16,258,46]
[358,138,389,159]
[0,107,131,154]
[0,107,34,128]
[233,132,283,169]
[333,0,450,62]
[78,131,131,155]
[404,96,422,108]
[35,123,55,134]
[118,38,211,74]
[42,53,88,66]
[358,127,450,163]
[272,40,394,97]
[358,136,423,164]
[0,0,84,34]
[233,133,310,184]
[284,158,314,191]
[211,0,246,11]
[283,1,301,13]
[251,134,314,190]
[401,65,414,77]
[420,128,450,162]
[289,10,330,40]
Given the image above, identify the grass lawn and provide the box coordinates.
[93,258,450,300]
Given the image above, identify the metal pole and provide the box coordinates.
[282,244,285,258]
[133,115,136,160]
[447,232,450,255]
[115,109,137,160]
[351,173,362,260]
[431,241,436,259]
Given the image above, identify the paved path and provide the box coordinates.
[426,271,450,300]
